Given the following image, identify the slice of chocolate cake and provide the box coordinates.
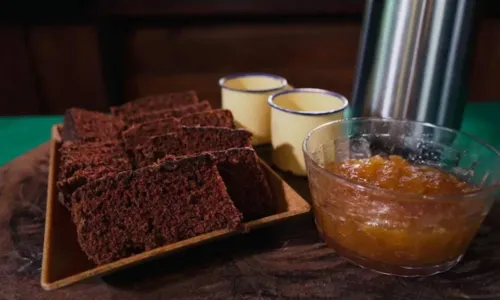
[123,100,212,124]
[58,140,130,179]
[179,109,235,129]
[59,139,124,157]
[134,127,252,167]
[57,165,127,209]
[62,108,125,142]
[110,90,199,117]
[71,154,243,265]
[121,117,180,150]
[57,141,133,209]
[58,154,131,179]
[160,148,275,221]
[123,109,235,152]
[211,148,275,220]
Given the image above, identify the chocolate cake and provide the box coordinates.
[134,127,252,167]
[121,117,180,150]
[59,154,130,179]
[59,139,124,157]
[62,108,125,142]
[179,109,235,128]
[123,109,235,151]
[211,148,275,220]
[123,100,213,124]
[55,88,277,266]
[71,154,243,265]
[160,148,275,221]
[110,91,199,117]
[57,141,133,209]
[57,166,126,209]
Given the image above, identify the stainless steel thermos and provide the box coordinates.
[351,0,480,130]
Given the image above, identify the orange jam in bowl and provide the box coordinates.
[309,155,487,276]
[303,119,500,276]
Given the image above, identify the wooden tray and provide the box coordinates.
[41,125,311,290]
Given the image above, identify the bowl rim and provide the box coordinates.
[302,117,500,201]
[267,88,349,116]
[218,72,288,93]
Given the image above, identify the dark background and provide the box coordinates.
[1,0,500,115]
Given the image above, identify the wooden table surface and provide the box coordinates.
[1,143,500,299]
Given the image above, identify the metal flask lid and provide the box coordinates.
[351,0,480,130]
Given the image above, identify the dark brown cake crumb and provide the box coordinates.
[59,139,124,157]
[57,166,126,209]
[110,91,199,117]
[121,117,180,150]
[122,109,235,151]
[58,154,130,179]
[123,100,212,124]
[57,140,133,209]
[58,140,129,178]
[71,154,243,265]
[160,148,275,221]
[179,109,235,129]
[62,108,125,142]
[134,127,252,167]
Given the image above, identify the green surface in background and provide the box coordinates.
[0,102,499,167]
[460,102,500,149]
[0,116,63,166]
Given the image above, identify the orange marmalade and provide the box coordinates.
[311,155,485,271]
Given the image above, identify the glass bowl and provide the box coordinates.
[302,118,500,276]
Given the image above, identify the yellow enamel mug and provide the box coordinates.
[220,73,290,145]
[268,88,348,176]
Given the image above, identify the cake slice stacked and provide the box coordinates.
[121,109,236,152]
[72,154,242,265]
[56,90,275,265]
[133,127,252,167]
[57,140,133,209]
[178,109,235,128]
[159,148,275,221]
[110,90,199,117]
[121,118,181,151]
[123,100,213,124]
[62,108,125,142]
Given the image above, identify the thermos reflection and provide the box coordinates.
[351,0,480,130]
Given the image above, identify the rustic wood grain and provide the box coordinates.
[1,143,500,299]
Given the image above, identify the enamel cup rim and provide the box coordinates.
[219,73,288,93]
[268,88,349,116]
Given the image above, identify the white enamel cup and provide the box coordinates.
[268,88,348,176]
[220,73,291,145]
